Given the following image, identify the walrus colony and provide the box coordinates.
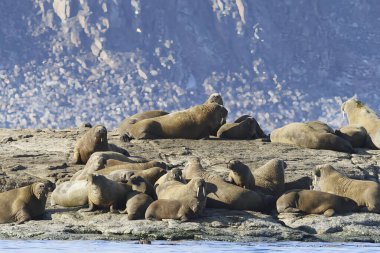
[1,95,380,224]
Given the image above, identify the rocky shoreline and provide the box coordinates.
[0,127,380,242]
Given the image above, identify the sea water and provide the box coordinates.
[0,240,379,253]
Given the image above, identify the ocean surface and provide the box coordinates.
[0,240,380,253]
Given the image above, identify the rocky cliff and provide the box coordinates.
[1,0,380,131]
[0,128,380,242]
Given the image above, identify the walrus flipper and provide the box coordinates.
[15,208,31,224]
[323,209,335,217]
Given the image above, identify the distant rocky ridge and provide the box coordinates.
[1,0,380,131]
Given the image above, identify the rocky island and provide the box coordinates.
[0,127,380,242]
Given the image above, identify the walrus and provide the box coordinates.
[95,160,167,175]
[120,192,153,220]
[204,93,224,105]
[183,157,273,211]
[51,180,88,207]
[104,167,166,185]
[270,121,354,153]
[156,177,207,202]
[313,164,380,213]
[335,125,369,148]
[70,151,150,181]
[145,198,202,221]
[216,117,256,140]
[127,103,228,139]
[82,174,131,213]
[0,181,52,224]
[284,176,313,192]
[119,110,170,142]
[227,160,255,189]
[128,175,155,198]
[341,98,380,149]
[276,189,358,217]
[234,115,268,139]
[72,125,129,164]
[154,168,184,188]
[253,159,286,197]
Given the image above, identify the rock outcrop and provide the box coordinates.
[0,128,380,242]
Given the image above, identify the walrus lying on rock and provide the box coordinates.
[105,167,167,185]
[313,164,380,213]
[154,168,184,188]
[227,160,255,189]
[71,152,150,181]
[119,110,169,142]
[82,174,131,213]
[270,121,354,153]
[145,198,202,221]
[72,125,130,164]
[227,159,286,197]
[335,125,369,148]
[96,160,167,175]
[276,189,358,217]
[51,180,88,207]
[217,115,267,140]
[234,115,268,139]
[156,177,206,201]
[183,157,274,211]
[0,181,53,224]
[127,103,228,140]
[341,98,380,149]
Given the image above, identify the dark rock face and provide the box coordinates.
[1,0,380,130]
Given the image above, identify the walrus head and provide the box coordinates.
[208,104,228,135]
[119,171,135,183]
[167,168,183,182]
[227,160,248,173]
[32,182,49,200]
[313,164,340,190]
[192,177,207,199]
[205,93,224,105]
[93,125,108,145]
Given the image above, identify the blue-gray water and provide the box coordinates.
[1,240,380,253]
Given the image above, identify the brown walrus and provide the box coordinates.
[120,192,153,220]
[284,176,313,192]
[0,181,52,224]
[253,159,286,197]
[276,189,358,217]
[156,177,207,201]
[127,103,228,140]
[227,160,255,189]
[118,110,169,142]
[128,175,155,198]
[51,180,88,207]
[183,157,273,211]
[216,117,256,140]
[313,164,380,213]
[234,115,268,139]
[341,97,380,149]
[154,168,184,188]
[227,159,285,197]
[145,198,202,221]
[82,174,131,213]
[105,167,167,185]
[270,121,354,153]
[96,160,167,175]
[72,125,129,164]
[70,151,148,181]
[335,125,369,148]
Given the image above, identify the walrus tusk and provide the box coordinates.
[203,186,206,197]
[197,187,200,198]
